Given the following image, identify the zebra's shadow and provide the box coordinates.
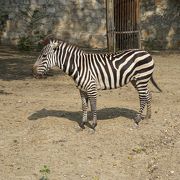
[28,107,137,125]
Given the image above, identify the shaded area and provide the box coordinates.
[0,90,12,95]
[0,46,37,81]
[0,46,65,81]
[28,107,137,126]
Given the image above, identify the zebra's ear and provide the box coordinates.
[37,34,54,46]
[50,40,60,50]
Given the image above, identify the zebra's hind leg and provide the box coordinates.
[131,80,148,124]
[135,92,147,124]
[145,90,152,119]
[79,90,89,129]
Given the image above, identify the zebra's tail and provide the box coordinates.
[150,76,162,92]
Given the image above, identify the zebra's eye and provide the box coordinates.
[42,54,47,58]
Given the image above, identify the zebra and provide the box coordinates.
[33,39,161,129]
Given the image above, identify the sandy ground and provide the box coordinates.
[0,46,180,180]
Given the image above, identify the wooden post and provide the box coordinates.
[106,0,115,53]
[136,0,141,49]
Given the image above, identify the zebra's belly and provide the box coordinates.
[96,79,122,90]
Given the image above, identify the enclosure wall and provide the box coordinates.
[0,0,179,50]
[140,0,180,50]
[0,0,107,49]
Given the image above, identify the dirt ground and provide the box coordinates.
[0,46,179,180]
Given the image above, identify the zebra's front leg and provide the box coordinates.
[79,90,88,129]
[87,88,97,129]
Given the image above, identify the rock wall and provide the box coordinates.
[0,0,179,50]
[140,0,180,50]
[0,0,107,49]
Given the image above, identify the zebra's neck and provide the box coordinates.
[57,42,83,80]
[56,41,114,89]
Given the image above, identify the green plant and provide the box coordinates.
[17,36,33,51]
[0,10,8,31]
[132,147,146,154]
[39,165,50,180]
[17,7,47,51]
[92,176,100,180]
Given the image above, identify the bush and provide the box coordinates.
[17,34,45,51]
[17,7,48,51]
[17,36,33,51]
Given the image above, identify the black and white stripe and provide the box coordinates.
[33,40,161,129]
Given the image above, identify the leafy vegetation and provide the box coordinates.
[17,7,47,51]
[39,165,50,180]
[0,10,8,31]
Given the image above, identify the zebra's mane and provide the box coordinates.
[46,38,83,53]
[44,38,129,57]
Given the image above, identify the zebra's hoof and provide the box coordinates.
[91,123,97,130]
[79,122,86,129]
[134,114,142,125]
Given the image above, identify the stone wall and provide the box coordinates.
[0,0,107,49]
[0,0,179,50]
[140,0,180,50]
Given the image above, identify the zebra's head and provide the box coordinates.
[33,40,60,78]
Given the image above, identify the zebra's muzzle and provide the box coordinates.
[33,73,47,79]
[32,66,47,79]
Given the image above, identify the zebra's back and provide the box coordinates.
[83,49,154,90]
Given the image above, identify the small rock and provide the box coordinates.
[13,140,18,143]
[80,174,86,178]
[87,156,93,159]
[113,163,117,167]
